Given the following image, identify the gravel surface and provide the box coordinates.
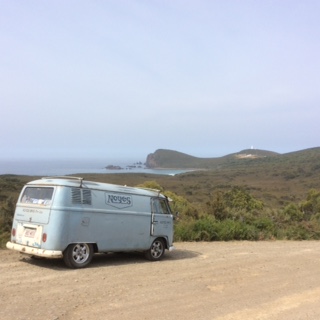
[1,241,320,320]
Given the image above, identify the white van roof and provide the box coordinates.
[26,176,164,198]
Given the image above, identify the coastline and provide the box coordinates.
[0,159,196,176]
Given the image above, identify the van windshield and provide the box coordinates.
[21,187,54,206]
[152,198,171,214]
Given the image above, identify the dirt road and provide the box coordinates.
[1,241,320,320]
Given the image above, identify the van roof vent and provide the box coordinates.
[71,188,92,205]
[72,188,81,204]
[82,189,92,205]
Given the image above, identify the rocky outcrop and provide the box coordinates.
[105,165,123,170]
[146,152,157,168]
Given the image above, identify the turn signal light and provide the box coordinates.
[42,233,47,242]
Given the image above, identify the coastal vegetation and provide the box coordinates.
[0,176,30,247]
[1,147,320,247]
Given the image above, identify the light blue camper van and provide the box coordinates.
[6,176,174,268]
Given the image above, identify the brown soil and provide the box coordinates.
[1,241,320,320]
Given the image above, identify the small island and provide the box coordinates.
[105,161,146,170]
[105,165,123,170]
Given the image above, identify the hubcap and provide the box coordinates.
[151,241,163,258]
[72,243,90,264]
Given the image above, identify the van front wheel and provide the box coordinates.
[63,243,94,268]
[145,238,165,261]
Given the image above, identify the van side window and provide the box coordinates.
[21,187,54,205]
[152,198,170,214]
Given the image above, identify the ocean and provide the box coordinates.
[0,159,192,176]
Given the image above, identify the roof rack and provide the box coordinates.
[138,186,161,196]
[42,176,84,187]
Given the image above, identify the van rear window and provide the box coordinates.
[21,187,54,205]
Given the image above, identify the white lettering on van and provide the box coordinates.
[23,209,43,214]
[105,193,133,209]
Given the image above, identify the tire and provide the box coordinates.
[145,238,165,261]
[63,243,94,268]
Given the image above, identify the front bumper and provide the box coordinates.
[6,241,63,258]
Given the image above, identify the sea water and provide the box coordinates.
[0,159,192,176]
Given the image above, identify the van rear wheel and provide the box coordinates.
[145,238,165,261]
[63,243,94,268]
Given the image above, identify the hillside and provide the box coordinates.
[143,147,320,208]
[146,148,281,169]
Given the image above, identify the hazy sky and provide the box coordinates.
[1,0,319,161]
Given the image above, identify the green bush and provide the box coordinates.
[192,216,219,241]
[216,219,258,241]
[174,219,197,241]
[282,203,304,222]
[174,216,260,241]
[165,190,199,219]
[207,187,264,221]
[300,189,320,216]
[224,187,264,211]
[136,180,164,192]
[206,191,229,220]
[174,216,218,241]
[0,197,15,247]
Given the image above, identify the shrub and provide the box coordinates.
[224,187,264,211]
[136,180,164,192]
[0,197,15,247]
[216,219,259,241]
[174,219,197,241]
[165,190,199,219]
[206,191,229,220]
[300,189,320,217]
[192,216,219,241]
[282,203,304,222]
[206,187,264,221]
[174,216,260,241]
